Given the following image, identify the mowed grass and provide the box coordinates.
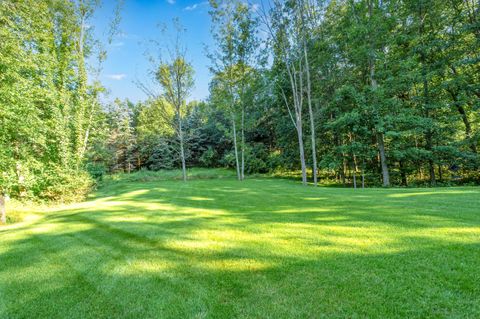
[1,172,479,318]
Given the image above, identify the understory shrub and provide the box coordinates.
[86,162,107,181]
[39,167,94,202]
[199,147,217,167]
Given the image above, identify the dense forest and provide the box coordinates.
[1,0,479,214]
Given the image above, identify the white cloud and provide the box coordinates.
[166,0,175,4]
[106,74,127,80]
[184,1,208,11]
[111,41,124,47]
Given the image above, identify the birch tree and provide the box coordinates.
[74,0,124,166]
[300,0,323,186]
[155,38,194,182]
[259,0,311,185]
[367,0,391,186]
[209,0,258,181]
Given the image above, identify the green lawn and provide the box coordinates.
[1,172,479,318]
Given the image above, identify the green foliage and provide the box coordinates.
[38,167,94,202]
[2,0,480,205]
[0,0,106,202]
[86,162,107,181]
[199,147,217,167]
[101,168,235,186]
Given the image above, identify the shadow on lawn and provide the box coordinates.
[1,179,479,318]
[90,179,480,229]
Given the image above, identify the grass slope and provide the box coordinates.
[1,172,479,318]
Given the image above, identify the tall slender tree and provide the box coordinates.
[155,29,194,181]
[259,0,310,185]
[209,0,259,181]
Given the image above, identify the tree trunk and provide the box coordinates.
[232,116,241,181]
[304,45,318,186]
[368,0,390,187]
[76,13,88,168]
[456,104,477,154]
[349,134,359,189]
[424,119,436,185]
[79,100,96,163]
[241,107,245,181]
[449,69,478,154]
[178,112,187,182]
[296,122,307,186]
[419,5,436,186]
[377,133,390,187]
[0,194,6,224]
[370,59,390,186]
[180,139,187,182]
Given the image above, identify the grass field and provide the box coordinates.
[1,170,479,318]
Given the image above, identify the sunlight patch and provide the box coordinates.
[122,189,151,197]
[187,196,214,201]
[387,191,469,198]
[302,197,327,201]
[116,259,176,275]
[104,216,147,222]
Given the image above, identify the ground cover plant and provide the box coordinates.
[1,171,479,318]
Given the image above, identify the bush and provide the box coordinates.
[221,151,237,168]
[266,150,283,172]
[245,144,268,174]
[101,168,236,186]
[86,162,107,181]
[147,140,176,171]
[38,167,94,202]
[221,143,281,174]
[199,147,217,167]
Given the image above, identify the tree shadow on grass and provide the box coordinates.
[1,179,479,318]
[97,179,480,229]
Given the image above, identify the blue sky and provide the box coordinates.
[92,0,213,103]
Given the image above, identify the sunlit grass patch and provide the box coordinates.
[1,176,479,318]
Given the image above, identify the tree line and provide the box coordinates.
[0,0,124,222]
[204,0,479,188]
[1,0,479,221]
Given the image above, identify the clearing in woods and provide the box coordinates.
[1,171,479,318]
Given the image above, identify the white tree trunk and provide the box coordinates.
[241,107,245,181]
[304,45,318,186]
[232,116,241,181]
[289,66,307,186]
[377,133,390,187]
[296,120,307,186]
[178,112,187,182]
[368,1,390,187]
[352,164,357,189]
[79,100,96,163]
